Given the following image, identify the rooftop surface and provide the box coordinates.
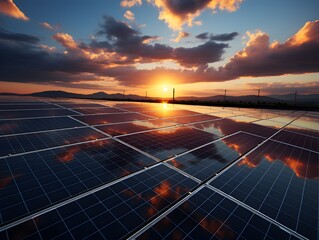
[0,96,318,240]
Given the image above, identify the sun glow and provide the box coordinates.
[163,86,168,92]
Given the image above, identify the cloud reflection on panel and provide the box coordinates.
[239,141,318,179]
[168,132,264,181]
[193,117,277,138]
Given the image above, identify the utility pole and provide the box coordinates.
[173,88,175,103]
[294,90,297,106]
[145,91,148,101]
[123,90,125,101]
[257,89,260,105]
[224,89,227,102]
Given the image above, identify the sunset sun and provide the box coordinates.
[163,86,168,92]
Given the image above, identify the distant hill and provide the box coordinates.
[0,90,318,105]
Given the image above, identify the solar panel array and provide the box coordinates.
[0,96,318,240]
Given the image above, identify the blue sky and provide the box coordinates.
[0,0,318,96]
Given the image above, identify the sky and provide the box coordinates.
[0,0,318,97]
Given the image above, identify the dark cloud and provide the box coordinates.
[165,0,211,15]
[93,16,226,65]
[99,16,138,40]
[147,0,243,30]
[174,41,228,67]
[0,28,39,44]
[196,32,239,41]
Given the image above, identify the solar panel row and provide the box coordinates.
[0,96,317,240]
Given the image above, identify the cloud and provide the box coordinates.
[120,0,142,8]
[53,33,78,49]
[246,81,319,95]
[124,10,135,21]
[221,20,319,79]
[0,28,39,44]
[172,31,190,42]
[196,32,239,41]
[0,0,29,21]
[174,41,228,67]
[147,0,242,30]
[96,16,226,66]
[1,19,318,91]
[40,22,59,31]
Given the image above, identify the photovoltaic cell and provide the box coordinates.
[0,104,59,110]
[165,114,219,124]
[96,119,177,136]
[253,119,286,128]
[0,117,84,136]
[210,140,318,239]
[285,116,319,138]
[144,109,199,118]
[57,103,105,108]
[0,109,78,120]
[137,187,298,240]
[74,107,127,114]
[0,127,106,157]
[271,130,319,152]
[0,139,156,225]
[192,118,277,138]
[119,126,219,160]
[1,164,197,239]
[167,132,264,181]
[74,112,152,125]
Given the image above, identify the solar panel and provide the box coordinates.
[0,104,59,110]
[0,96,317,240]
[253,119,286,128]
[192,118,277,138]
[135,187,300,240]
[74,112,153,125]
[210,140,318,239]
[56,103,106,108]
[0,139,156,225]
[167,132,264,181]
[164,114,219,124]
[1,164,197,239]
[0,117,84,136]
[74,107,127,114]
[144,109,199,118]
[119,126,219,160]
[0,127,106,157]
[96,119,177,136]
[271,130,319,152]
[0,109,78,120]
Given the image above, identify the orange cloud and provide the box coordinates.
[0,0,29,21]
[147,0,242,30]
[223,20,319,78]
[172,31,190,42]
[120,0,142,8]
[53,33,78,49]
[124,10,135,21]
[287,20,319,46]
[40,22,59,31]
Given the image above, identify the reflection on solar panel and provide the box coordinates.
[167,132,264,181]
[119,126,218,160]
[74,112,153,125]
[136,187,299,240]
[0,109,78,120]
[210,141,318,239]
[0,96,317,240]
[0,117,84,135]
